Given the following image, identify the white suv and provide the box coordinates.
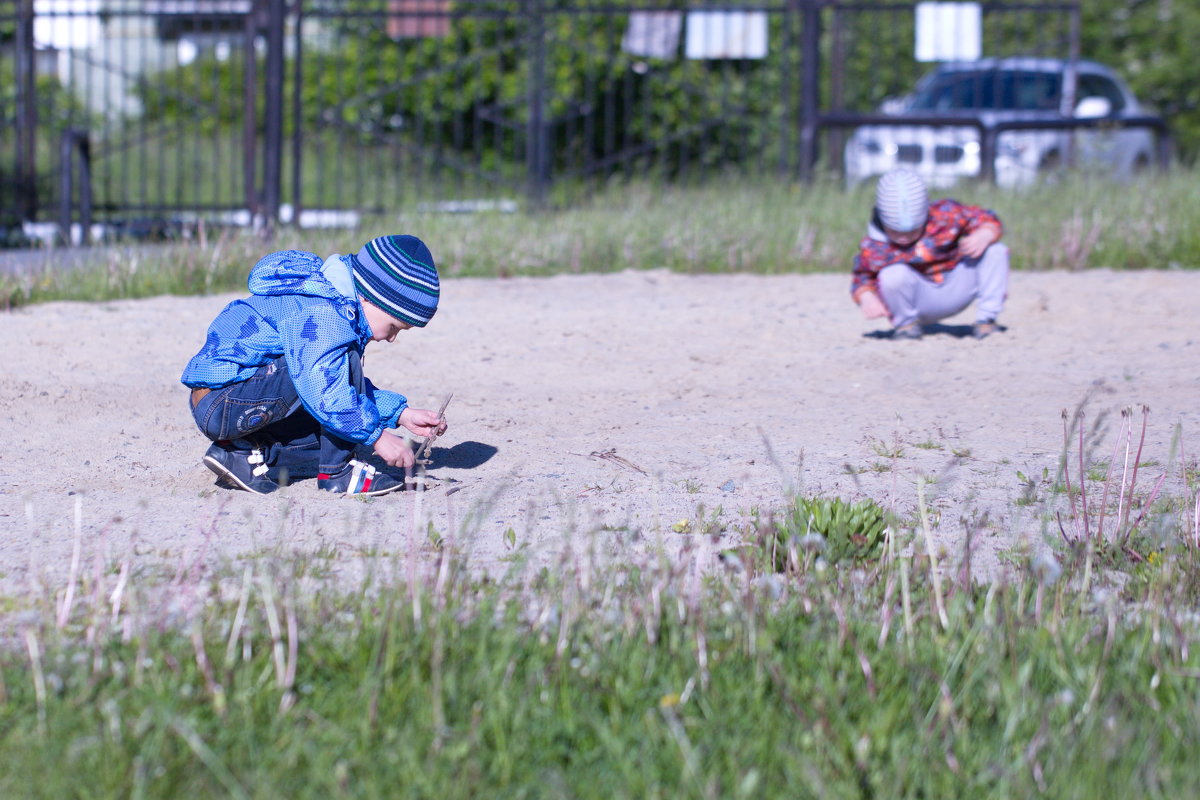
[843,57,1162,188]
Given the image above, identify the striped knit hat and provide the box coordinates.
[350,235,440,327]
[875,168,929,232]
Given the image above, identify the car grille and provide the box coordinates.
[891,144,967,165]
[934,145,965,164]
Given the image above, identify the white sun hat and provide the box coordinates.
[875,168,929,232]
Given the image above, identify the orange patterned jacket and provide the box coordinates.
[851,198,1002,302]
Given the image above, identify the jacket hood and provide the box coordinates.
[247,249,344,301]
[866,210,889,243]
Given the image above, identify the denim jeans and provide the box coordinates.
[190,353,366,479]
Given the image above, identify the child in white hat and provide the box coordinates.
[851,168,1009,340]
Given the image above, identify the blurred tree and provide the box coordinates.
[130,0,1199,175]
[1080,0,1199,161]
[137,2,785,178]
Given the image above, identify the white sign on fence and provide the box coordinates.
[685,11,768,60]
[33,0,100,50]
[623,11,683,60]
[915,2,981,62]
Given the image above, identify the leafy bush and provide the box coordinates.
[133,3,793,177]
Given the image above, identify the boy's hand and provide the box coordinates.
[398,407,449,438]
[858,291,889,320]
[959,226,997,259]
[373,431,415,470]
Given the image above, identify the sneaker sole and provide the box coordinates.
[321,482,407,498]
[203,455,273,495]
[358,485,406,497]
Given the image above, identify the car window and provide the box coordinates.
[909,70,1061,111]
[1077,74,1126,114]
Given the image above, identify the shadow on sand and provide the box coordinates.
[862,322,1007,340]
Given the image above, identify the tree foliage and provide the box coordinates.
[135,3,789,177]
[1080,0,1200,161]
[129,0,1199,176]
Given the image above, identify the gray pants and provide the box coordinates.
[878,242,1009,328]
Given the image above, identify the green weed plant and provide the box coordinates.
[764,495,890,569]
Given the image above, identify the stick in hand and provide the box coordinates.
[416,393,454,465]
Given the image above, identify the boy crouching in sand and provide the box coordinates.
[181,235,448,497]
[852,168,1009,340]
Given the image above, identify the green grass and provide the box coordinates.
[0,412,1197,796]
[3,169,1200,794]
[4,169,1199,308]
[3,510,1200,798]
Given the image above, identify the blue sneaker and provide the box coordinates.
[318,459,405,497]
[203,441,279,495]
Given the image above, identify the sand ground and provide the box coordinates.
[1,268,1197,597]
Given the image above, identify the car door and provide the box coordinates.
[1074,73,1135,176]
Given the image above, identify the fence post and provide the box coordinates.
[58,130,93,246]
[260,0,287,233]
[1063,3,1081,168]
[290,2,305,227]
[525,0,549,208]
[244,2,262,224]
[58,132,73,245]
[15,0,37,222]
[827,4,846,177]
[797,0,821,181]
[778,0,797,177]
[980,127,997,184]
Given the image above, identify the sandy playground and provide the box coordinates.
[0,267,1197,597]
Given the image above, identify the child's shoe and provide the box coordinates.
[892,322,923,340]
[973,319,999,339]
[203,441,279,494]
[318,459,405,497]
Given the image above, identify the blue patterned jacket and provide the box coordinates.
[181,249,406,445]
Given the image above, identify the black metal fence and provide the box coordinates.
[284,0,813,221]
[0,0,1170,243]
